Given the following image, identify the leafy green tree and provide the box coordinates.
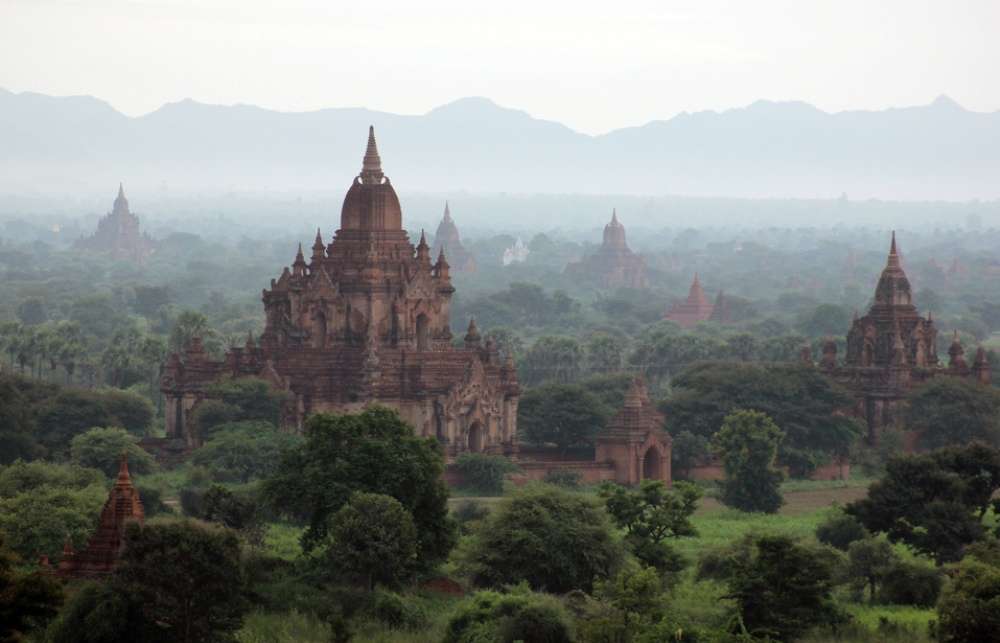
[16,297,47,326]
[845,538,897,603]
[846,443,1000,563]
[133,285,173,317]
[115,520,248,643]
[198,485,264,545]
[191,421,301,483]
[936,556,1000,643]
[0,479,106,561]
[519,336,583,386]
[518,383,607,454]
[799,303,851,337]
[264,406,455,567]
[664,362,862,474]
[45,581,153,643]
[671,430,709,479]
[627,331,725,381]
[204,377,286,427]
[325,492,418,590]
[713,410,785,513]
[453,453,518,495]
[464,485,623,593]
[0,377,39,464]
[586,332,627,374]
[579,565,668,642]
[600,480,700,573]
[725,535,844,641]
[0,535,63,642]
[70,427,156,477]
[168,310,214,354]
[725,333,758,361]
[36,389,151,456]
[905,378,1000,449]
[484,327,523,361]
[877,560,942,607]
[815,509,868,551]
[444,585,574,643]
[0,460,105,497]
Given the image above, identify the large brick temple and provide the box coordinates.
[565,209,648,289]
[664,274,715,328]
[816,233,990,438]
[75,184,155,263]
[432,202,476,273]
[161,128,519,457]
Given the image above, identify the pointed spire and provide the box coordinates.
[624,377,643,408]
[443,201,452,222]
[464,317,481,346]
[117,182,125,200]
[295,243,305,262]
[360,125,384,184]
[311,229,325,261]
[887,230,901,269]
[436,247,450,276]
[115,451,132,487]
[416,229,431,263]
[611,208,619,225]
[313,228,324,250]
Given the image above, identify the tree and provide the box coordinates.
[96,389,154,436]
[444,585,574,643]
[0,476,106,561]
[905,378,1000,449]
[815,509,868,551]
[70,427,156,478]
[0,534,63,641]
[45,581,153,643]
[713,410,785,513]
[191,421,302,483]
[586,332,627,374]
[168,310,214,354]
[36,388,151,456]
[115,521,248,643]
[664,362,862,475]
[799,303,851,337]
[484,327,523,361]
[671,430,709,479]
[579,565,669,642]
[519,336,583,386]
[845,538,897,603]
[263,406,455,568]
[846,443,1000,563]
[16,297,47,326]
[600,480,700,573]
[936,556,1000,643]
[627,331,725,381]
[0,377,39,464]
[518,383,607,454]
[453,453,518,495]
[198,485,265,545]
[463,485,623,593]
[325,492,418,590]
[725,535,844,641]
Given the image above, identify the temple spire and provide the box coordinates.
[611,208,619,225]
[887,230,901,269]
[360,125,384,184]
[117,182,125,200]
[443,201,452,222]
[416,229,431,263]
[115,451,132,487]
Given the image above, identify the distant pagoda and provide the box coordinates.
[432,202,476,272]
[564,209,649,288]
[75,184,155,263]
[818,233,990,438]
[58,454,144,578]
[664,274,715,328]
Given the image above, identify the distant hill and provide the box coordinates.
[1,89,998,200]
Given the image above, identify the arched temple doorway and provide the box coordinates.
[642,447,661,481]
[468,421,484,453]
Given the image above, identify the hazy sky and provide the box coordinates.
[2,0,998,134]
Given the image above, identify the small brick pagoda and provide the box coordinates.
[596,377,672,484]
[665,274,715,328]
[75,184,155,263]
[817,232,990,438]
[58,454,144,579]
[564,209,649,289]
[432,202,476,272]
[161,128,519,457]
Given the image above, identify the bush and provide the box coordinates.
[180,487,206,518]
[325,492,419,590]
[367,589,426,629]
[453,500,490,535]
[816,509,868,551]
[542,469,581,488]
[463,485,623,593]
[192,421,302,483]
[877,560,942,607]
[936,557,1000,642]
[444,585,574,643]
[0,460,104,498]
[135,483,169,517]
[453,453,517,495]
[70,427,157,478]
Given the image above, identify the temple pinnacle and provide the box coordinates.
[887,231,901,268]
[361,125,384,184]
[444,201,452,222]
[611,208,619,225]
[118,182,125,199]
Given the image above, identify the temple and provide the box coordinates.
[502,237,529,266]
[564,209,649,289]
[818,233,990,438]
[161,128,519,457]
[432,202,476,272]
[595,377,672,484]
[664,274,715,328]
[58,454,144,578]
[74,184,155,263]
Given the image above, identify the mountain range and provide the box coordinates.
[2,89,998,200]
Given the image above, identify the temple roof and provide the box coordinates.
[340,126,404,233]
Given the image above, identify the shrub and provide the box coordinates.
[70,427,156,478]
[135,483,169,517]
[325,492,419,590]
[543,469,581,488]
[877,560,942,607]
[936,557,1000,642]
[192,421,301,483]
[444,585,574,643]
[713,409,785,513]
[367,589,426,629]
[453,453,517,495]
[464,485,623,593]
[816,509,868,551]
[452,500,490,536]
